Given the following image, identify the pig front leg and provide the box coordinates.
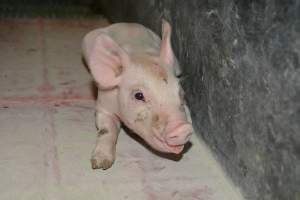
[91,110,120,170]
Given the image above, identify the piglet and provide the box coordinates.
[82,20,193,170]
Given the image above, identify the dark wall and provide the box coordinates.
[98,1,300,200]
[0,0,97,18]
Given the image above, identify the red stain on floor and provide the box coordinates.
[37,83,54,93]
[43,107,62,185]
[0,94,93,106]
[37,18,55,96]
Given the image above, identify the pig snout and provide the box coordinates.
[165,122,193,146]
[151,120,192,155]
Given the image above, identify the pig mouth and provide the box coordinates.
[152,135,184,154]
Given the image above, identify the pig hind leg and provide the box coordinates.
[91,111,120,170]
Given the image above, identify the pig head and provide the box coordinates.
[82,20,193,170]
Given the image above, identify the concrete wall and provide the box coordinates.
[98,1,300,199]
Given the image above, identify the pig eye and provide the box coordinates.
[134,92,145,102]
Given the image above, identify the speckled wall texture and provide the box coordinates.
[98,1,300,200]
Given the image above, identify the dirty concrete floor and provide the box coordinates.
[0,18,244,200]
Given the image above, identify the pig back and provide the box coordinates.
[104,23,161,56]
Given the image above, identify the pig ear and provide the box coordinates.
[85,33,128,89]
[160,19,182,76]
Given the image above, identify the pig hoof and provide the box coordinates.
[91,155,114,170]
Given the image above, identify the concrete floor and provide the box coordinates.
[0,18,243,200]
